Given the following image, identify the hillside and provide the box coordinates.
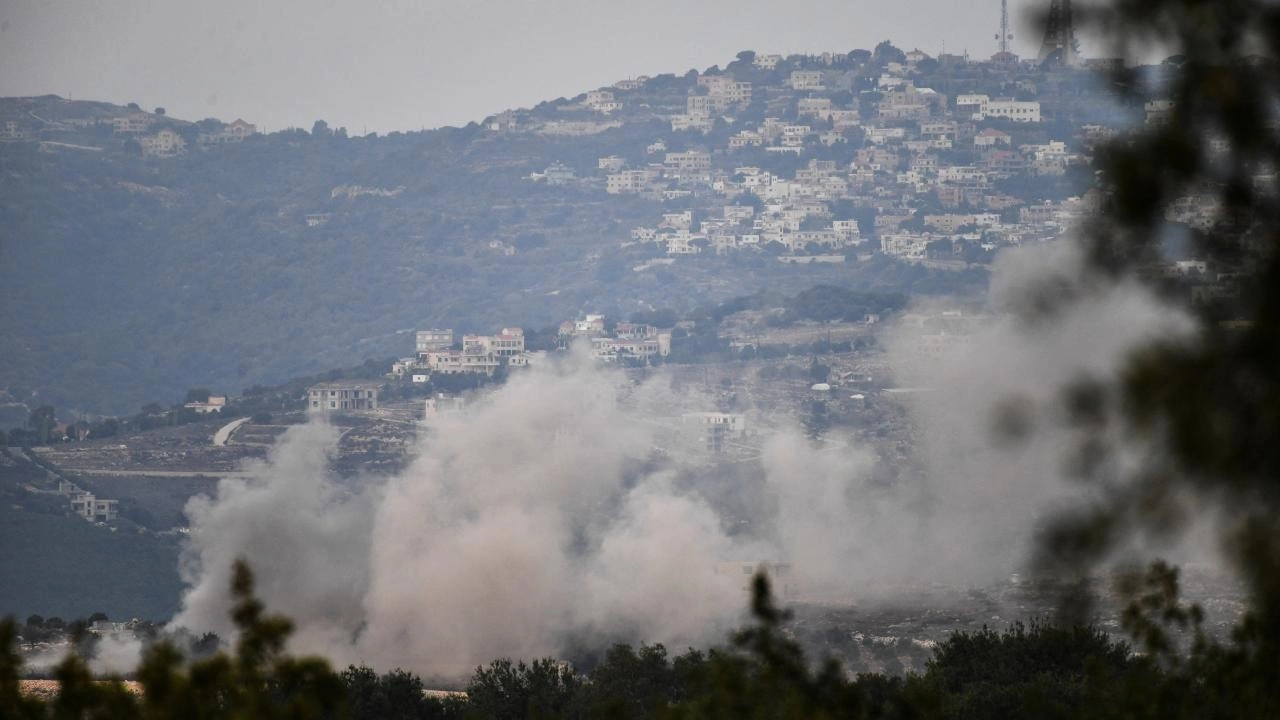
[0,48,1125,415]
[0,450,182,619]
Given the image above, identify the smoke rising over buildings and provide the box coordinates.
[167,240,1195,678]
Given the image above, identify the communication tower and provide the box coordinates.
[1038,0,1079,65]
[996,0,1013,56]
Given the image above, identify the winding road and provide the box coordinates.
[212,417,250,447]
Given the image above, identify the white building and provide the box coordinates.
[664,151,712,171]
[797,97,833,117]
[789,70,826,91]
[671,114,715,133]
[729,130,764,149]
[585,89,617,112]
[543,162,576,185]
[71,493,118,523]
[979,99,1041,122]
[464,328,525,358]
[416,329,454,354]
[607,169,657,194]
[140,129,186,157]
[184,395,227,414]
[598,155,626,172]
[307,381,382,418]
[111,116,151,134]
[425,327,530,374]
[682,412,747,453]
[560,314,607,339]
[422,394,466,424]
[881,233,931,260]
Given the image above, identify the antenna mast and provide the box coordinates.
[1039,0,1077,65]
[996,0,1013,55]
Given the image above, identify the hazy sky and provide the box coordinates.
[1,0,1056,133]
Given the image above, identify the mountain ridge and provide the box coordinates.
[0,45,1114,415]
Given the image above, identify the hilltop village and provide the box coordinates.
[0,44,1202,275]
[2,41,1226,422]
[501,46,1189,266]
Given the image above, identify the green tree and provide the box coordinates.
[922,623,1141,720]
[343,665,461,720]
[571,643,701,719]
[184,388,212,404]
[0,559,345,720]
[872,40,906,67]
[466,657,579,720]
[1019,0,1280,715]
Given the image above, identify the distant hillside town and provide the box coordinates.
[0,96,257,157]
[1,33,1223,418]
[509,46,1184,267]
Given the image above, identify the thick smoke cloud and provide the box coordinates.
[764,241,1198,598]
[170,240,1197,677]
[172,423,378,652]
[174,354,759,676]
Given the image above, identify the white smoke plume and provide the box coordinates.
[168,239,1200,678]
[172,353,761,677]
[758,240,1201,601]
[89,633,144,675]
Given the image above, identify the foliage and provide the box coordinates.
[465,658,579,720]
[783,285,907,323]
[0,559,345,720]
[343,665,463,720]
[1004,0,1280,716]
[921,622,1139,720]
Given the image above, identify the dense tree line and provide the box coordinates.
[5,570,1275,719]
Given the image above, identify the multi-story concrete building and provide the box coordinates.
[422,394,466,424]
[788,70,825,91]
[607,169,657,194]
[979,99,1041,122]
[416,329,454,354]
[464,328,525,358]
[682,412,747,454]
[307,381,382,418]
[70,493,118,523]
[111,116,151,134]
[597,155,626,172]
[140,129,186,157]
[664,151,712,172]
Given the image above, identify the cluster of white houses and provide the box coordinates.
[508,49,1114,264]
[397,327,532,377]
[0,105,258,158]
[557,314,673,362]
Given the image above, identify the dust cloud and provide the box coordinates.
[167,241,1196,677]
